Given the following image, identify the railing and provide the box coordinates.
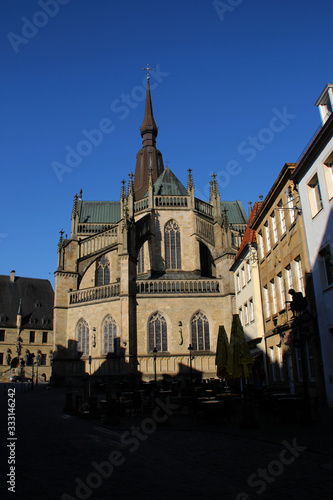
[134,198,149,213]
[79,226,118,258]
[195,198,213,217]
[155,196,188,208]
[78,223,117,234]
[196,217,215,245]
[69,283,120,304]
[136,279,220,294]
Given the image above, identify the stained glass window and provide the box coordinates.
[137,245,145,274]
[165,220,181,270]
[103,315,117,354]
[77,319,89,355]
[148,313,167,352]
[96,255,110,286]
[191,312,210,351]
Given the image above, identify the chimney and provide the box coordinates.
[315,84,333,125]
[9,270,15,283]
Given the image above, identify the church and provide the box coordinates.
[53,73,248,385]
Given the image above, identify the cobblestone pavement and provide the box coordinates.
[1,384,332,500]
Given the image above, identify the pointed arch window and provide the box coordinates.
[102,315,117,354]
[164,220,181,270]
[77,319,89,356]
[96,255,110,286]
[148,313,167,352]
[137,245,145,274]
[191,312,210,351]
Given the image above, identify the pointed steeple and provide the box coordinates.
[187,168,194,192]
[134,69,164,200]
[140,78,158,148]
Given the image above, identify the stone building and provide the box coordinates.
[251,164,324,400]
[53,76,248,385]
[0,271,54,382]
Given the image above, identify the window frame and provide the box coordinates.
[77,319,89,356]
[307,173,323,218]
[164,220,182,270]
[148,312,168,353]
[264,221,271,252]
[278,199,286,235]
[318,244,333,289]
[191,312,210,351]
[102,315,117,355]
[271,211,278,244]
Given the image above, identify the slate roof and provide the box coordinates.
[152,167,188,196]
[220,200,248,225]
[0,274,54,330]
[78,201,121,224]
[232,201,263,264]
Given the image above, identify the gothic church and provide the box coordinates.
[53,75,248,384]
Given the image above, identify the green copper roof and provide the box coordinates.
[78,201,121,224]
[220,200,248,225]
[153,167,188,196]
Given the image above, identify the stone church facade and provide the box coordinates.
[53,77,248,384]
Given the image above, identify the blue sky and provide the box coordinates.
[0,0,332,287]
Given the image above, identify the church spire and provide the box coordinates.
[140,76,158,148]
[134,66,164,200]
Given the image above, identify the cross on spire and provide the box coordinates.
[142,64,155,80]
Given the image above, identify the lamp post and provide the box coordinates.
[188,344,194,385]
[35,351,41,386]
[153,347,157,385]
[31,354,34,390]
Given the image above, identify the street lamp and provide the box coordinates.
[188,344,194,385]
[153,347,157,385]
[35,350,41,386]
[31,353,35,390]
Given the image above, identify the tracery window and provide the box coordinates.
[77,319,89,356]
[137,245,144,274]
[148,313,167,352]
[102,315,117,354]
[191,312,210,351]
[96,255,110,286]
[164,220,181,270]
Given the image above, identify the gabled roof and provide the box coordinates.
[232,201,263,266]
[0,275,54,329]
[78,201,121,224]
[220,200,248,225]
[153,167,188,196]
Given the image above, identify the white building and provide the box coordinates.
[230,201,266,378]
[292,84,333,407]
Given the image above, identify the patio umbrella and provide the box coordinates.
[215,325,229,379]
[227,314,254,379]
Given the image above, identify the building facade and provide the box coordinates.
[292,84,333,406]
[53,77,248,385]
[230,201,266,378]
[251,164,324,400]
[0,271,54,382]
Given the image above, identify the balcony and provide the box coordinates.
[69,283,120,305]
[136,279,221,295]
[195,198,213,217]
